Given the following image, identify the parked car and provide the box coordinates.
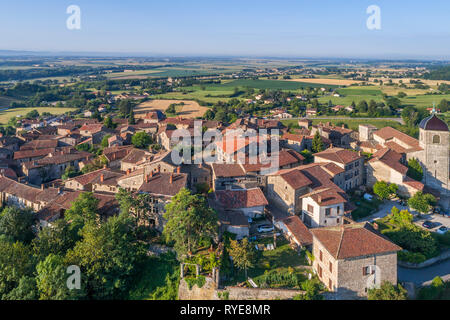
[437,226,448,235]
[422,220,436,229]
[257,224,274,233]
[247,217,253,224]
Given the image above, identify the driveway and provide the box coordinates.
[414,213,450,231]
[398,259,450,285]
[359,200,419,222]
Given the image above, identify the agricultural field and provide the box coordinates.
[221,79,339,90]
[135,99,209,118]
[281,118,403,131]
[287,77,362,86]
[0,106,76,125]
[318,85,450,109]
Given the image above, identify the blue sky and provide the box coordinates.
[1,0,450,58]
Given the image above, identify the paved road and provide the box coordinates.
[287,116,405,124]
[398,259,450,285]
[359,200,419,222]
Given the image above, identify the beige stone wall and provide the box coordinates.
[64,179,87,191]
[118,174,144,191]
[337,252,397,297]
[92,183,119,194]
[313,239,338,291]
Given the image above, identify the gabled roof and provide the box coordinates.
[280,215,312,246]
[215,187,268,209]
[311,222,401,260]
[373,127,422,152]
[314,147,363,165]
[138,172,188,196]
[369,148,408,175]
[211,163,246,178]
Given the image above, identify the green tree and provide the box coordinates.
[36,254,84,300]
[118,99,134,117]
[0,207,35,243]
[32,219,79,261]
[407,158,423,181]
[390,207,413,225]
[228,238,255,278]
[65,214,146,299]
[103,116,116,129]
[311,131,324,153]
[64,192,100,230]
[408,192,436,213]
[163,188,218,258]
[62,165,78,180]
[293,278,324,300]
[367,281,408,300]
[132,131,152,149]
[101,134,112,148]
[373,181,398,200]
[128,110,136,125]
[2,276,38,300]
[0,239,35,299]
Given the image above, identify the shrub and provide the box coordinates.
[417,277,450,300]
[398,251,427,264]
[367,281,408,300]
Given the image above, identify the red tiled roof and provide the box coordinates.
[215,187,268,209]
[138,172,188,196]
[211,163,246,178]
[281,215,312,246]
[374,127,422,152]
[14,148,56,160]
[369,148,408,175]
[301,187,347,206]
[314,147,363,165]
[311,223,401,260]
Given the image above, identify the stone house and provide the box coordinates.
[314,147,365,191]
[310,223,401,297]
[214,187,268,218]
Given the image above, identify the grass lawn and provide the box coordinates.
[222,79,338,90]
[224,237,309,286]
[0,106,77,125]
[351,196,383,220]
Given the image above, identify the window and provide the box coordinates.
[337,206,340,214]
[325,208,331,216]
[355,161,359,167]
[329,262,333,273]
[433,135,440,144]
[318,265,322,278]
[307,204,314,214]
[319,250,323,262]
[363,266,375,275]
[329,279,333,290]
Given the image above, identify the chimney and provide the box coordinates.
[41,184,44,190]
[169,173,173,184]
[150,170,153,177]
[176,166,180,174]
[358,151,362,156]
[100,174,104,182]
[103,164,107,169]
[341,124,345,129]
[317,195,322,203]
[373,222,379,230]
[330,143,333,148]
[126,169,130,176]
[145,174,148,183]
[199,163,202,169]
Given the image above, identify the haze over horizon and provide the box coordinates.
[2,0,450,59]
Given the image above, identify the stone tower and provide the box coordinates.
[418,112,450,209]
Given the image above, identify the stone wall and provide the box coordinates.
[178,277,305,300]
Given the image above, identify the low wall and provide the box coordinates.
[218,287,304,300]
[178,277,305,300]
[398,249,450,269]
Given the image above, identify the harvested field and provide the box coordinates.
[135,99,209,118]
[288,78,362,86]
